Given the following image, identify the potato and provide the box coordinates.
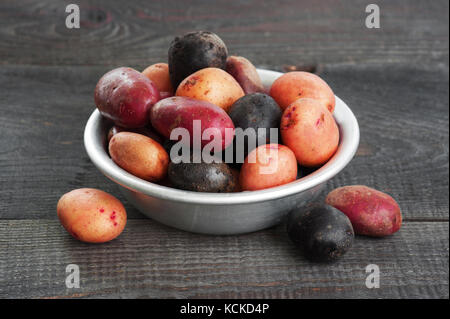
[325,185,402,237]
[142,63,174,99]
[226,56,265,94]
[280,98,339,167]
[228,93,281,159]
[57,188,127,243]
[176,67,244,113]
[168,157,237,193]
[270,71,335,112]
[109,132,169,181]
[168,31,228,89]
[150,96,235,151]
[240,144,297,191]
[95,67,160,128]
[107,125,162,144]
[287,204,354,262]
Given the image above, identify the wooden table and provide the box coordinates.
[0,0,448,299]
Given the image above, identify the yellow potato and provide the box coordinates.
[270,71,335,112]
[142,63,174,98]
[57,188,127,243]
[109,132,169,181]
[176,67,244,112]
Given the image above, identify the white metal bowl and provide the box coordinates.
[84,69,360,235]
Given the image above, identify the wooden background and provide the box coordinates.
[0,0,448,298]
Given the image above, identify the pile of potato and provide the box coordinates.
[95,31,339,192]
[57,31,402,258]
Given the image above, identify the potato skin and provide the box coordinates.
[287,204,354,262]
[109,132,169,181]
[240,144,297,191]
[176,67,244,113]
[142,63,174,99]
[270,71,335,112]
[150,96,235,151]
[168,157,237,193]
[57,188,127,243]
[226,56,265,94]
[325,185,402,237]
[229,93,282,158]
[95,67,160,128]
[281,98,339,167]
[168,31,228,89]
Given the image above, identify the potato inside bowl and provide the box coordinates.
[84,69,360,235]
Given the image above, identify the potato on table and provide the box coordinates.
[57,188,127,243]
[326,185,402,237]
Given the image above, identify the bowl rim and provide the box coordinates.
[84,69,359,205]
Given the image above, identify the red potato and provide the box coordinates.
[325,185,402,237]
[107,125,162,144]
[142,63,174,99]
[270,71,335,112]
[95,67,160,128]
[281,98,339,167]
[176,67,244,113]
[109,132,169,181]
[57,188,127,243]
[240,144,297,191]
[150,96,235,151]
[226,56,265,94]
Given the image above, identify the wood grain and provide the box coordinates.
[0,220,447,299]
[0,64,447,220]
[0,0,448,67]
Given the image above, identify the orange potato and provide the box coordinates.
[109,132,169,181]
[57,188,127,243]
[326,185,402,237]
[269,71,335,112]
[280,98,339,167]
[176,67,244,112]
[240,144,297,191]
[142,63,174,98]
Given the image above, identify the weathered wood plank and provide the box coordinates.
[0,0,448,67]
[0,220,448,298]
[0,64,447,220]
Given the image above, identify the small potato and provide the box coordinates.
[287,204,354,262]
[168,157,237,193]
[325,185,402,237]
[57,188,127,243]
[94,67,160,128]
[151,96,235,151]
[168,31,228,89]
[281,98,339,167]
[142,63,174,99]
[228,93,282,161]
[176,67,244,113]
[270,71,335,112]
[109,132,169,181]
[240,144,297,191]
[226,56,265,94]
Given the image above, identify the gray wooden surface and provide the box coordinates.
[0,0,448,298]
